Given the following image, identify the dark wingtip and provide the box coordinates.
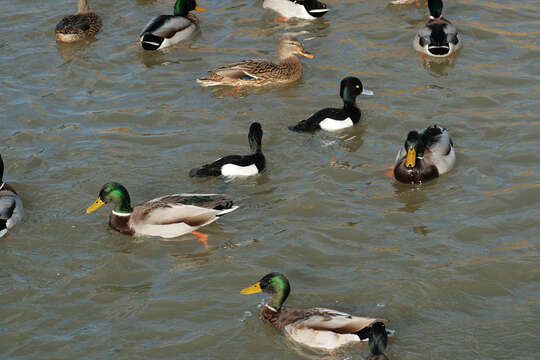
[189,168,200,178]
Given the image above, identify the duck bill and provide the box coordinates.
[241,281,262,294]
[86,197,105,214]
[195,5,207,12]
[405,148,416,168]
[297,49,314,59]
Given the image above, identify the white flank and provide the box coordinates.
[263,0,315,19]
[221,163,259,177]
[319,117,354,131]
[0,229,7,238]
[0,183,4,190]
[284,326,364,350]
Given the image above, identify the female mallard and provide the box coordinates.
[86,183,238,244]
[196,37,313,87]
[289,77,373,132]
[189,122,265,177]
[263,0,328,20]
[0,154,24,238]
[140,0,206,51]
[241,273,388,350]
[414,0,461,57]
[367,322,389,360]
[55,0,102,43]
[393,125,455,184]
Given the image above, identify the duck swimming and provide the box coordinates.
[414,0,461,57]
[189,122,265,178]
[55,0,102,43]
[241,273,388,350]
[393,125,455,184]
[0,154,24,238]
[140,0,206,51]
[289,77,372,132]
[196,37,313,87]
[262,0,328,20]
[86,182,238,243]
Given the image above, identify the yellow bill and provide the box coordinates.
[86,197,105,214]
[195,5,207,12]
[406,148,416,168]
[241,281,262,294]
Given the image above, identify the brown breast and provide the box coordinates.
[109,213,135,235]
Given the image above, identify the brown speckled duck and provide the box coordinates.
[241,273,388,351]
[196,37,313,87]
[55,0,102,43]
[86,182,238,240]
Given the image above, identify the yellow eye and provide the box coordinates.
[356,85,360,88]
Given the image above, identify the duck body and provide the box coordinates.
[55,0,102,43]
[242,273,388,351]
[190,123,265,178]
[262,0,328,20]
[414,0,461,57]
[0,155,24,238]
[197,37,313,87]
[140,14,199,51]
[289,77,369,132]
[393,125,455,184]
[87,183,238,238]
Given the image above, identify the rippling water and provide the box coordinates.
[1,0,539,359]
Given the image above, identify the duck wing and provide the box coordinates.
[421,125,452,156]
[130,194,237,238]
[210,59,279,80]
[141,15,193,38]
[296,307,387,334]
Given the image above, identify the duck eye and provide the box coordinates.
[356,85,360,88]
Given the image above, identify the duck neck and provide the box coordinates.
[268,291,287,310]
[77,0,90,14]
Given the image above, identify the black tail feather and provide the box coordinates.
[141,33,164,51]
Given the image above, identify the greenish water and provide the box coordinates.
[1,0,539,359]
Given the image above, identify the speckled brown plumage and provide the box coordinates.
[55,0,102,43]
[197,37,313,87]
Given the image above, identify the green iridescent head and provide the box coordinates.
[428,0,443,19]
[174,0,205,16]
[241,272,291,310]
[369,322,388,356]
[86,182,132,214]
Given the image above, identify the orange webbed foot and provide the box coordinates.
[192,231,209,249]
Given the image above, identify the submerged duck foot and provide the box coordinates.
[192,230,209,249]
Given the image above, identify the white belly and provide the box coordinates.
[319,117,354,131]
[263,0,314,19]
[220,163,259,177]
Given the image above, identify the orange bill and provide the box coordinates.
[298,49,314,59]
[195,5,206,12]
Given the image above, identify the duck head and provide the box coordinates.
[173,0,206,16]
[277,37,314,60]
[86,182,133,214]
[241,272,291,310]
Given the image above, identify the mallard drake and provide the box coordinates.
[367,322,389,360]
[414,0,461,57]
[140,0,206,51]
[0,154,24,238]
[241,273,388,350]
[263,0,328,20]
[289,77,373,132]
[196,37,313,87]
[86,182,238,241]
[55,0,102,43]
[189,122,265,177]
[393,125,455,184]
